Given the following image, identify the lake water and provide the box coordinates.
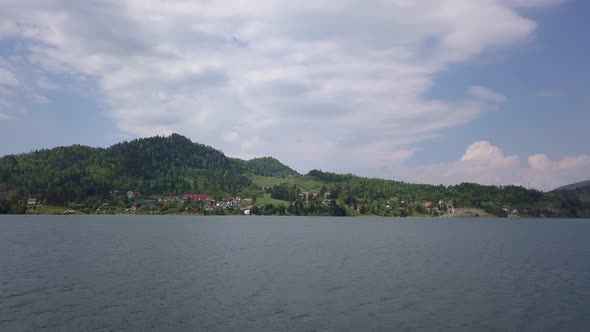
[1,216,590,331]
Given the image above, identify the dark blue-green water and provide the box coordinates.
[1,216,590,331]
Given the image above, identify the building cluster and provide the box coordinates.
[123,191,253,214]
[126,191,142,199]
[298,192,332,204]
[421,200,452,214]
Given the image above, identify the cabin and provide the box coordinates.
[183,194,210,201]
[127,191,141,199]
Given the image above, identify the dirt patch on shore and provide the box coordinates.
[442,208,494,217]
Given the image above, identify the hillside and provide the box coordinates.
[554,180,590,191]
[0,134,254,204]
[244,157,299,177]
[1,134,589,217]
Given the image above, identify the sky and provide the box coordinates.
[0,0,588,191]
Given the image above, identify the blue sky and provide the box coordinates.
[0,0,588,190]
[416,1,590,164]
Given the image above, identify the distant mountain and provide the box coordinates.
[245,157,299,177]
[554,180,590,192]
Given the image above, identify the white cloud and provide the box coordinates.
[528,154,553,170]
[36,77,59,90]
[0,97,10,119]
[535,88,564,98]
[529,153,590,170]
[407,141,589,191]
[501,0,566,8]
[460,141,518,166]
[0,96,12,120]
[0,67,19,86]
[241,136,262,151]
[222,131,240,143]
[469,86,507,104]
[0,0,566,174]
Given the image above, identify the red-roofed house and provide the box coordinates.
[183,194,211,201]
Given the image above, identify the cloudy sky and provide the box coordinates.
[0,0,588,190]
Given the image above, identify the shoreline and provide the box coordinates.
[0,212,544,219]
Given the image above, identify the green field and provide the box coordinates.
[251,175,326,192]
[26,205,86,215]
[255,193,289,206]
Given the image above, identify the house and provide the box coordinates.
[27,198,39,206]
[424,201,433,208]
[183,194,210,201]
[225,197,241,208]
[299,192,312,202]
[127,191,141,199]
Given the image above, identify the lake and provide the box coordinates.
[1,216,590,331]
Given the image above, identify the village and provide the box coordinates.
[17,169,588,218]
[21,191,586,217]
[22,186,567,218]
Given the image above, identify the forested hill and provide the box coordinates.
[0,134,256,204]
[554,180,590,192]
[0,134,588,217]
[243,157,299,177]
[306,169,542,208]
[302,170,588,217]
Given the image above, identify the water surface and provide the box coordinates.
[1,216,590,331]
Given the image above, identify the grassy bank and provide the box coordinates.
[26,205,86,215]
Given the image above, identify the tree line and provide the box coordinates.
[0,134,588,217]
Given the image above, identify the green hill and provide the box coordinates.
[1,134,589,217]
[244,157,299,177]
[0,134,254,204]
[554,180,590,191]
